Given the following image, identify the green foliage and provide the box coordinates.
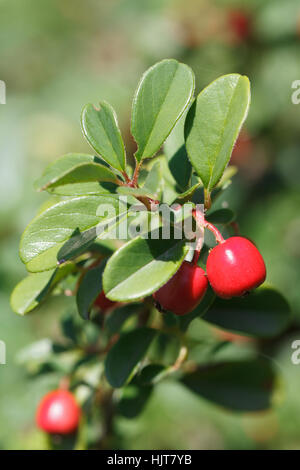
[185,74,250,191]
[12,58,291,450]
[34,154,119,193]
[81,101,126,172]
[20,196,127,272]
[10,264,75,315]
[105,328,156,388]
[203,285,291,338]
[103,234,189,301]
[76,262,106,320]
[131,59,195,161]
[181,359,276,412]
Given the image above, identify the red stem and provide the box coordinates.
[193,206,225,245]
[121,171,131,184]
[131,160,141,187]
[205,221,225,244]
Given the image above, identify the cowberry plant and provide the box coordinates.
[11,60,291,449]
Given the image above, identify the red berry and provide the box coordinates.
[94,290,116,312]
[36,390,81,435]
[206,236,266,299]
[228,10,251,41]
[153,261,208,315]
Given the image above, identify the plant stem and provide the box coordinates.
[204,188,212,210]
[193,206,225,245]
[132,160,141,187]
[121,171,131,184]
[171,345,188,372]
[205,221,225,244]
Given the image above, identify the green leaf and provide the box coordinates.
[117,384,153,418]
[34,154,118,193]
[176,183,202,200]
[132,364,167,386]
[81,101,126,172]
[76,262,105,319]
[46,182,118,196]
[105,327,156,388]
[105,303,141,335]
[181,359,276,411]
[205,208,235,224]
[142,161,163,197]
[203,285,291,338]
[185,74,250,190]
[164,109,192,190]
[10,264,74,315]
[131,59,195,161]
[103,234,189,301]
[117,186,157,200]
[20,196,127,272]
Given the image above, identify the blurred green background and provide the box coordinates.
[0,0,300,450]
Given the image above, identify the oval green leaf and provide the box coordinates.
[81,101,126,172]
[185,74,250,190]
[205,208,235,225]
[181,359,276,411]
[105,327,156,388]
[131,59,195,161]
[203,285,291,338]
[103,234,189,301]
[34,154,118,192]
[76,262,105,320]
[164,109,192,190]
[20,196,127,272]
[10,264,74,315]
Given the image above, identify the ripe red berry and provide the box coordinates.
[94,290,116,312]
[36,390,81,435]
[153,261,208,315]
[206,236,266,299]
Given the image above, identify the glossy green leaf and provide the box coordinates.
[185,74,250,190]
[46,181,118,196]
[34,154,118,193]
[142,161,163,197]
[164,109,192,190]
[205,208,235,224]
[203,286,291,338]
[176,183,202,200]
[105,327,156,388]
[181,359,276,411]
[131,59,195,161]
[81,101,126,172]
[10,264,74,315]
[103,234,189,301]
[76,262,105,319]
[117,186,157,200]
[20,196,127,272]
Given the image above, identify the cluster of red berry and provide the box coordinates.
[36,226,266,435]
[154,235,266,316]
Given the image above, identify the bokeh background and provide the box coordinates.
[0,0,300,450]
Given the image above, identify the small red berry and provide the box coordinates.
[36,390,81,435]
[94,290,116,313]
[153,261,208,316]
[228,10,251,42]
[206,236,266,299]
